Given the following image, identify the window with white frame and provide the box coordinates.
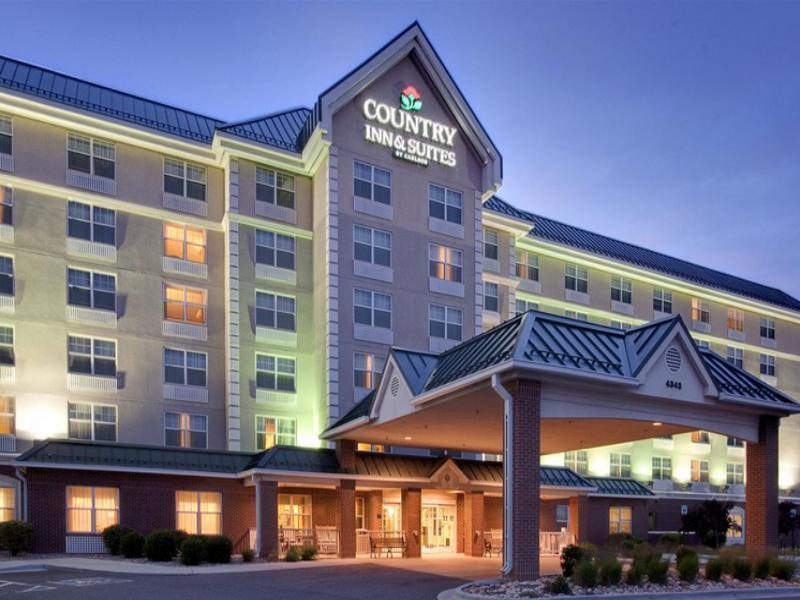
[278,493,311,529]
[610,320,632,330]
[611,276,632,304]
[353,225,391,267]
[428,184,462,224]
[67,201,116,245]
[67,268,116,311]
[727,463,744,485]
[726,347,744,368]
[516,251,539,281]
[0,257,12,296]
[760,317,775,340]
[164,348,207,387]
[67,336,116,376]
[728,436,745,447]
[565,310,588,322]
[164,158,206,201]
[353,161,390,205]
[609,506,632,534]
[429,304,463,341]
[256,416,296,450]
[515,299,538,316]
[484,282,499,312]
[256,167,296,209]
[0,327,13,366]
[255,291,295,331]
[164,223,206,264]
[760,354,776,376]
[727,308,745,333]
[68,402,117,441]
[691,430,710,444]
[696,339,710,349]
[429,244,462,282]
[565,264,588,293]
[164,284,207,325]
[67,133,115,179]
[0,396,13,437]
[354,289,391,329]
[255,230,295,271]
[256,354,296,392]
[66,486,119,533]
[354,352,385,389]
[356,497,365,530]
[609,452,631,478]
[0,116,10,156]
[176,491,221,535]
[653,288,672,313]
[652,456,672,480]
[0,187,12,226]
[483,229,499,260]
[692,298,710,324]
[556,504,569,527]
[691,459,709,483]
[165,412,207,449]
[564,450,588,475]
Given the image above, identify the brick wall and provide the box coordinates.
[746,416,780,551]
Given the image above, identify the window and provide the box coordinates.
[256,167,296,209]
[728,510,744,540]
[67,201,115,245]
[516,251,539,281]
[692,298,710,324]
[564,450,588,475]
[255,291,295,331]
[429,244,462,282]
[0,115,10,156]
[727,437,745,448]
[356,497,365,530]
[609,453,631,478]
[727,308,745,333]
[515,299,538,316]
[68,402,117,441]
[696,339,710,349]
[165,412,207,449]
[484,282,499,312]
[164,158,206,201]
[0,327,14,366]
[67,133,115,179]
[565,264,588,293]
[353,161,390,205]
[164,284,206,325]
[760,318,775,340]
[66,486,119,533]
[611,276,632,304]
[428,184,462,224]
[354,289,391,329]
[691,459,709,483]
[760,354,776,376]
[653,288,672,313]
[565,310,588,322]
[164,223,206,264]
[278,493,311,529]
[255,230,295,270]
[353,225,391,267]
[164,349,207,387]
[726,347,744,368]
[0,187,12,226]
[176,491,221,535]
[691,431,710,444]
[652,456,672,481]
[429,304,462,341]
[256,354,296,392]
[67,268,116,311]
[556,505,569,527]
[67,336,116,376]
[0,257,12,296]
[609,506,632,534]
[0,396,14,436]
[483,229,498,260]
[727,463,744,485]
[256,416,296,450]
[0,487,14,522]
[354,352,385,389]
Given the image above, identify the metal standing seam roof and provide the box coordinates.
[484,197,800,312]
[216,108,312,153]
[391,348,440,395]
[700,348,796,406]
[623,317,683,376]
[584,476,655,497]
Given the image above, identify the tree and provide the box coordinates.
[681,499,733,549]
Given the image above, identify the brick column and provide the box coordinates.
[402,488,422,558]
[746,416,780,552]
[456,494,465,553]
[505,378,541,580]
[336,439,357,473]
[255,480,279,560]
[366,490,383,531]
[568,496,589,544]
[338,480,357,558]
[464,491,485,556]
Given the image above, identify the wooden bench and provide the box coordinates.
[369,533,407,558]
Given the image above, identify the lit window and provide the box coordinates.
[565,264,588,293]
[483,229,499,261]
[164,348,207,387]
[164,158,206,201]
[760,318,775,341]
[516,251,539,281]
[691,431,710,444]
[565,310,588,322]
[176,491,221,535]
[163,284,207,325]
[691,459,709,483]
[760,354,776,377]
[66,486,118,533]
[255,291,295,331]
[164,223,206,264]
[515,299,538,316]
[609,453,631,478]
[0,327,14,366]
[726,347,744,368]
[564,450,588,475]
[652,456,672,480]
[354,289,391,329]
[67,336,116,376]
[728,510,744,540]
[653,288,672,314]
[611,276,632,304]
[0,487,14,522]
[429,244,462,283]
[727,463,744,485]
[0,187,12,226]
[68,133,115,179]
[353,161,390,205]
[0,115,11,156]
[68,402,117,441]
[355,497,365,530]
[353,225,391,267]
[256,416,296,450]
[67,268,116,311]
[727,308,745,333]
[428,184,462,224]
[256,167,295,209]
[691,298,710,324]
[256,354,296,392]
[354,352,385,389]
[279,494,312,530]
[255,230,295,271]
[429,304,462,341]
[609,506,632,534]
[0,396,14,437]
[67,201,115,245]
[0,257,12,296]
[165,411,207,449]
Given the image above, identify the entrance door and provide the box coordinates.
[421,504,455,553]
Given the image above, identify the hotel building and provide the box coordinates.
[0,23,796,564]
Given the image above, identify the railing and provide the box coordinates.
[279,527,340,556]
[540,530,574,556]
[232,528,256,555]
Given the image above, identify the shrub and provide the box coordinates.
[300,544,317,561]
[545,575,572,595]
[204,535,232,564]
[598,557,622,586]
[718,545,745,574]
[677,555,699,582]
[753,556,771,580]
[0,521,33,557]
[171,530,187,550]
[732,558,752,581]
[647,560,670,585]
[180,536,205,566]
[120,531,145,559]
[705,557,724,581]
[284,547,300,562]
[560,544,593,577]
[660,533,681,550]
[632,543,659,574]
[675,545,698,564]
[571,560,598,588]
[144,530,179,562]
[102,524,133,555]
[770,559,796,581]
[606,533,634,547]
[241,548,254,563]
[626,563,644,585]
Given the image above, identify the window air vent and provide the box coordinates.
[665,347,682,373]
[390,377,400,397]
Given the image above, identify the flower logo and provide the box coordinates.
[400,85,422,112]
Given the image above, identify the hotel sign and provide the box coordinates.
[362,86,457,168]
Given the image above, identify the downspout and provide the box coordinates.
[14,467,26,522]
[491,374,513,577]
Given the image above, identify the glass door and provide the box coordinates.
[421,504,455,552]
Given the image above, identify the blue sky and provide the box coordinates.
[4,1,799,298]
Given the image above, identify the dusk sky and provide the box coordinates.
[4,1,799,298]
